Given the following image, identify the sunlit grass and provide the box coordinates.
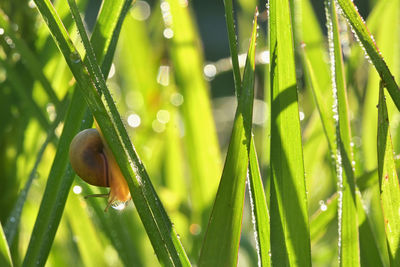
[0,0,399,266]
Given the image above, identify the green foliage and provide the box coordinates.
[0,0,399,266]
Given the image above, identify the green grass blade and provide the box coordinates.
[269,0,311,264]
[198,11,257,266]
[377,83,400,265]
[37,0,190,265]
[22,1,130,265]
[223,0,242,93]
[222,4,270,265]
[0,223,13,267]
[302,46,336,154]
[336,0,400,111]
[248,140,271,267]
[326,1,359,265]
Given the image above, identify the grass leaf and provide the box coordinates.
[198,10,257,266]
[248,140,270,266]
[269,0,311,264]
[22,1,131,265]
[0,223,13,267]
[326,1,359,265]
[377,83,400,266]
[336,0,400,111]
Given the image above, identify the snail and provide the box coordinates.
[69,127,131,211]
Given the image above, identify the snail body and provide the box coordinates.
[69,128,131,211]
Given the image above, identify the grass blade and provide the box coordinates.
[39,0,190,265]
[0,223,13,267]
[22,1,130,265]
[377,83,400,265]
[336,0,400,111]
[269,0,311,264]
[222,3,270,265]
[248,140,270,266]
[223,0,241,93]
[198,11,257,266]
[326,1,359,265]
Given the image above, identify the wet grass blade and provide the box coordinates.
[269,0,311,264]
[0,223,13,267]
[22,1,131,265]
[336,0,400,111]
[248,140,270,266]
[40,0,190,265]
[198,11,257,266]
[326,1,359,265]
[222,3,270,266]
[377,83,400,266]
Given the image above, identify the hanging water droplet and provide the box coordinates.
[69,52,81,64]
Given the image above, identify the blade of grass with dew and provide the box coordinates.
[335,0,400,111]
[248,140,271,267]
[222,3,270,266]
[361,0,399,171]
[23,1,132,265]
[377,84,400,266]
[0,223,13,267]
[45,0,190,264]
[198,12,257,266]
[326,1,359,265]
[269,0,311,264]
[165,0,222,217]
[0,9,60,109]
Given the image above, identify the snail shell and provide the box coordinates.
[69,128,131,211]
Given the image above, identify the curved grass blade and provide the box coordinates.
[377,83,400,266]
[22,1,131,266]
[269,0,311,264]
[67,0,190,265]
[198,11,257,266]
[34,0,190,265]
[335,0,400,111]
[222,4,270,265]
[326,1,359,265]
[0,223,13,267]
[248,140,270,267]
